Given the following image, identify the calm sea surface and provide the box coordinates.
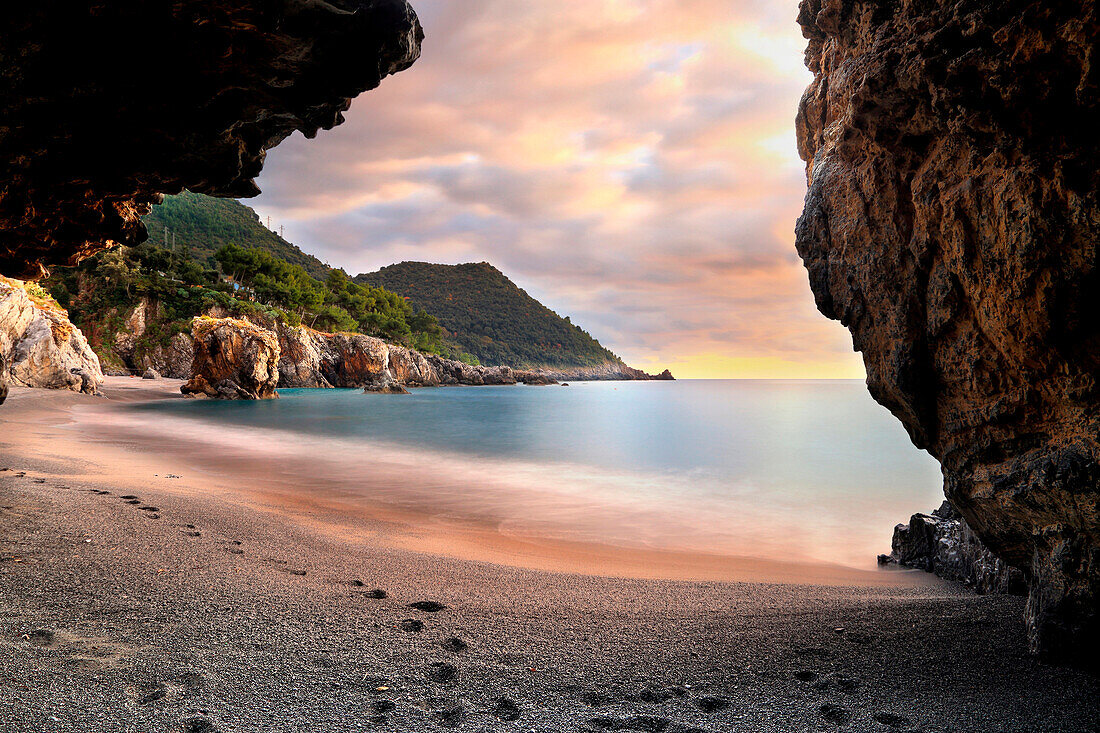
[127,380,943,568]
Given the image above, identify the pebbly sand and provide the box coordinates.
[0,378,1096,732]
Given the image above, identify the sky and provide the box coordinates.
[250,0,865,379]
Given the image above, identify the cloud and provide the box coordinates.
[249,0,863,378]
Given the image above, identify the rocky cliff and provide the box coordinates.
[0,1,422,280]
[181,317,280,400]
[187,317,521,398]
[0,278,103,401]
[795,0,1099,665]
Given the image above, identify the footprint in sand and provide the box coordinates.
[400,619,425,633]
[428,662,458,683]
[436,705,466,728]
[492,697,521,721]
[124,499,142,505]
[819,703,853,725]
[131,681,167,705]
[794,669,818,682]
[226,546,245,555]
[350,582,387,598]
[408,601,446,612]
[27,629,55,647]
[179,715,218,733]
[696,697,730,713]
[440,637,468,653]
[873,712,912,728]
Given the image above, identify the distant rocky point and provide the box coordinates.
[180,315,671,400]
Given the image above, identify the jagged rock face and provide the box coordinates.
[182,317,279,399]
[883,502,1027,596]
[277,327,394,389]
[1,279,103,395]
[795,0,1099,665]
[0,0,422,279]
[388,346,438,387]
[107,299,195,379]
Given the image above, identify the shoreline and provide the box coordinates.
[19,378,921,586]
[1,380,1097,730]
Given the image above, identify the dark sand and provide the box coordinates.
[0,379,1096,732]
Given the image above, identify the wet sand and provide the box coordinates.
[0,379,1096,731]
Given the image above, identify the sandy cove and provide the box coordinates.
[0,379,1096,732]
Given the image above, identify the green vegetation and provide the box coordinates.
[356,262,623,368]
[144,190,331,279]
[42,192,621,371]
[44,197,444,367]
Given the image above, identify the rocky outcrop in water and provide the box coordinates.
[181,317,280,400]
[518,364,673,382]
[1,279,103,397]
[187,317,531,396]
[880,502,1027,596]
[795,0,1099,665]
[0,1,422,279]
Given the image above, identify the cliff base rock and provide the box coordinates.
[881,503,1027,596]
[795,0,1100,666]
[181,317,279,400]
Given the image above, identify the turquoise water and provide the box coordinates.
[126,380,943,568]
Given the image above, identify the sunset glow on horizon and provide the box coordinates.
[251,0,866,379]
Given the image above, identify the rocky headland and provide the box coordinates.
[182,315,568,398]
[795,0,1099,665]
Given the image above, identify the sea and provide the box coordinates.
[125,379,943,569]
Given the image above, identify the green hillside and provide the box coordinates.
[143,191,331,279]
[356,262,623,368]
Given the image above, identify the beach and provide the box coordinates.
[1,379,1096,732]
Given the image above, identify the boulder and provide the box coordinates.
[1,278,103,395]
[181,317,279,400]
[142,368,159,380]
[884,503,1026,596]
[795,0,1099,665]
[363,375,410,395]
[516,371,557,386]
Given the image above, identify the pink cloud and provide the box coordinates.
[249,0,862,377]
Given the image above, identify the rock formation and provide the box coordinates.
[880,502,1027,596]
[0,0,423,279]
[795,0,1099,665]
[181,317,280,400]
[106,298,195,379]
[518,364,673,382]
[1,278,103,396]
